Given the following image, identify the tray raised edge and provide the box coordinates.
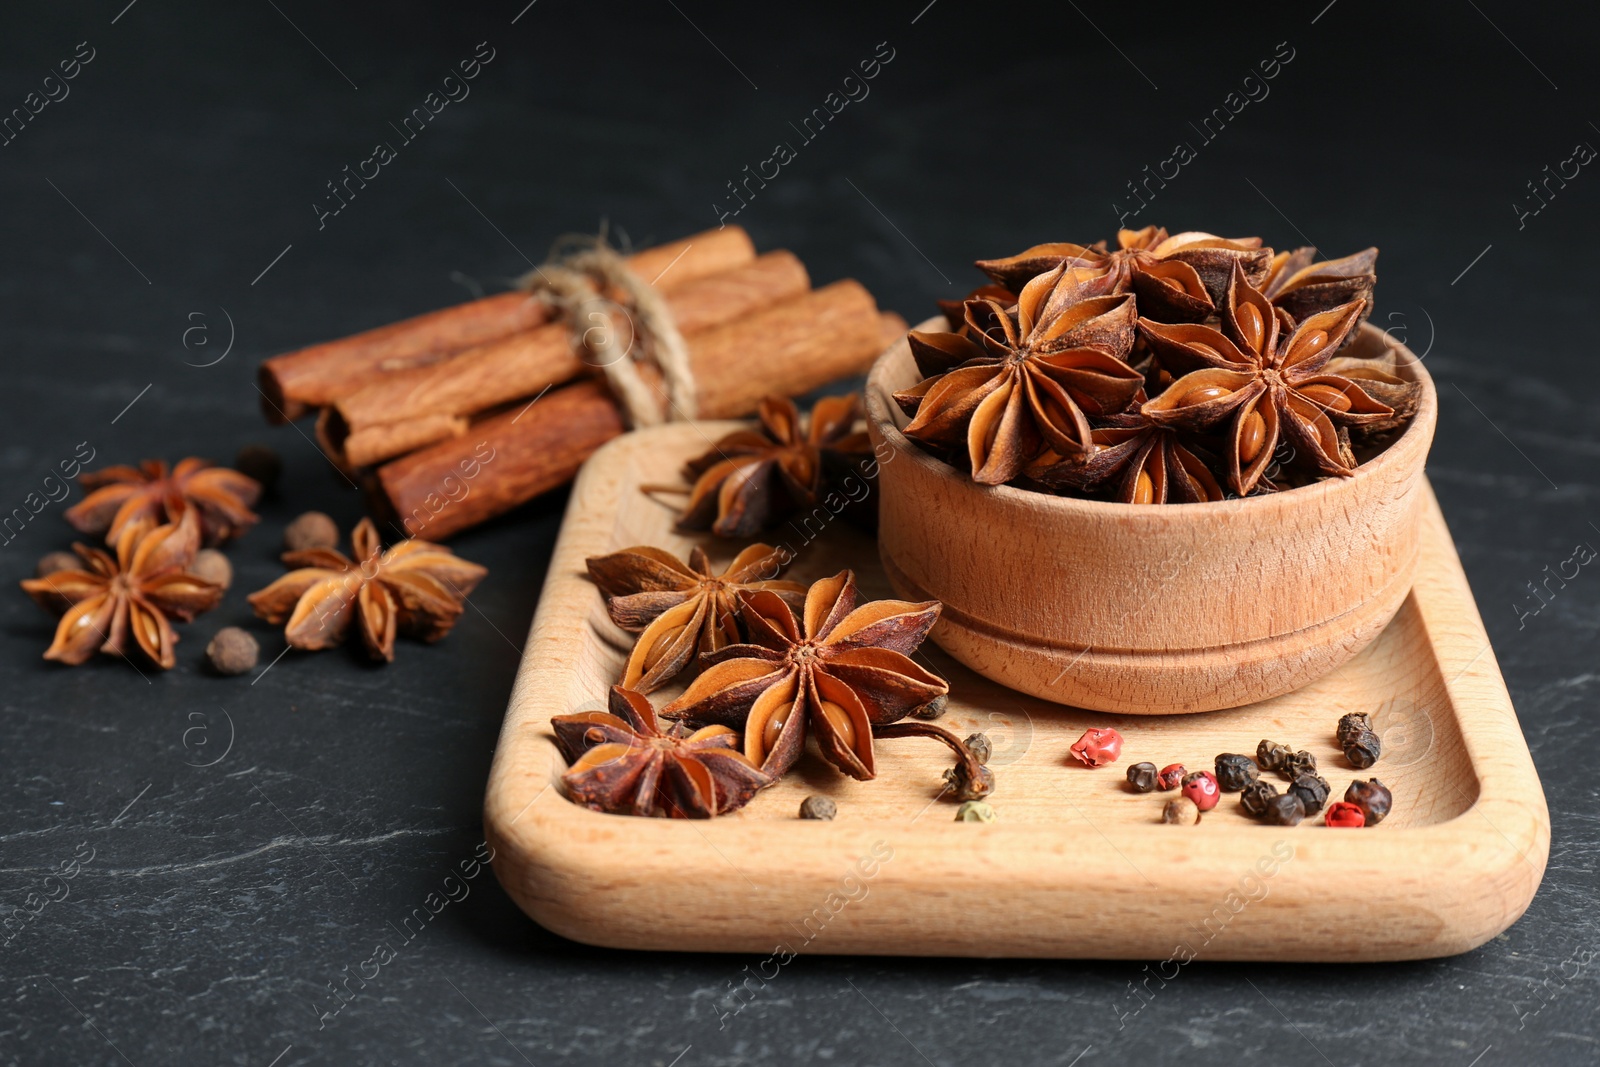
[483,423,1550,961]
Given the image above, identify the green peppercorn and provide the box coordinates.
[1343,728,1382,769]
[1126,761,1159,793]
[964,732,993,765]
[1283,749,1318,780]
[1288,773,1330,815]
[955,801,996,823]
[1263,793,1306,826]
[1256,740,1291,773]
[1345,778,1392,825]
[1214,753,1259,792]
[1336,712,1374,747]
[1240,779,1279,818]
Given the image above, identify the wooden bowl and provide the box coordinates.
[864,320,1438,714]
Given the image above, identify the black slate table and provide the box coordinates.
[3,3,1597,1064]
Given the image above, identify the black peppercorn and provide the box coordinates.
[234,443,282,492]
[1288,773,1330,815]
[1214,753,1260,792]
[1240,779,1279,818]
[1126,762,1159,793]
[1345,778,1393,825]
[964,732,993,765]
[911,694,948,720]
[1283,749,1318,780]
[1263,793,1306,826]
[1336,712,1374,747]
[1256,740,1291,773]
[1343,729,1382,769]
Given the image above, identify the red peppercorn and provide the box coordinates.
[1181,770,1220,811]
[1069,727,1123,767]
[1157,763,1186,791]
[1325,801,1366,828]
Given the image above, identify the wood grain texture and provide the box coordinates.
[482,422,1549,961]
[866,318,1440,714]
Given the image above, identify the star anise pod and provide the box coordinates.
[662,571,947,780]
[677,394,871,538]
[1261,246,1379,329]
[21,509,223,669]
[552,686,770,818]
[65,458,262,547]
[895,263,1143,484]
[974,227,1272,323]
[585,543,806,694]
[1033,405,1225,505]
[1137,262,1394,496]
[247,517,486,662]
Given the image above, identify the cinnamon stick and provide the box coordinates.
[329,250,810,467]
[373,280,887,539]
[258,225,756,422]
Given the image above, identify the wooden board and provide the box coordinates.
[483,422,1550,961]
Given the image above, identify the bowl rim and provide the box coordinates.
[865,318,1438,519]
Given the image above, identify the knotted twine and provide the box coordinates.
[517,234,696,428]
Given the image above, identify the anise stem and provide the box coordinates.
[871,721,994,801]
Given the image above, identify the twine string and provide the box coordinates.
[518,235,696,428]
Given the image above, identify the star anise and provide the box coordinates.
[677,394,871,538]
[1137,262,1393,495]
[65,458,262,547]
[21,509,223,669]
[895,264,1143,484]
[552,685,770,818]
[585,543,806,694]
[974,227,1272,323]
[662,570,947,779]
[247,517,486,662]
[1261,246,1379,328]
[1033,405,1225,505]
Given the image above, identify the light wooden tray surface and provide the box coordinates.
[483,422,1549,961]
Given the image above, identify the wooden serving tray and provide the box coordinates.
[484,423,1549,961]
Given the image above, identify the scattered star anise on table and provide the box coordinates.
[1137,262,1393,495]
[552,686,770,818]
[895,263,1144,484]
[662,570,948,779]
[65,458,262,546]
[20,509,223,669]
[585,543,805,694]
[677,394,872,538]
[247,517,486,662]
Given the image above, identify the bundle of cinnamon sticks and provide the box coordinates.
[258,226,905,539]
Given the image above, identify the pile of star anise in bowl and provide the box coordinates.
[864,227,1438,715]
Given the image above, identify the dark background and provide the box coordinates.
[2,1,1597,1064]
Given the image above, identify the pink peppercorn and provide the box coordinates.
[1325,801,1366,828]
[1069,727,1124,767]
[1181,770,1220,811]
[1156,763,1186,791]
